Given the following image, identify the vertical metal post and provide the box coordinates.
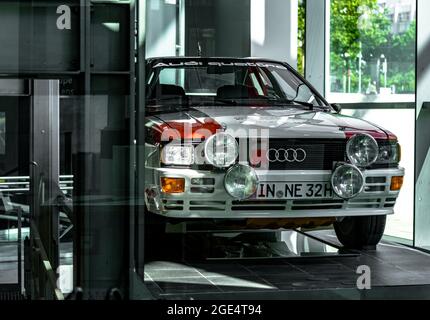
[73,0,91,295]
[24,236,31,298]
[128,0,137,299]
[136,0,147,279]
[128,0,154,300]
[71,1,149,299]
[29,79,60,299]
[17,207,22,295]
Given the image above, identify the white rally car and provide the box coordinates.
[143,57,404,249]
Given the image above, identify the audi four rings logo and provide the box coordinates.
[266,148,307,163]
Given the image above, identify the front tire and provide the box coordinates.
[334,215,386,249]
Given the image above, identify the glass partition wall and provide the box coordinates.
[415,0,430,251]
[327,0,416,241]
[0,1,138,299]
[0,0,421,300]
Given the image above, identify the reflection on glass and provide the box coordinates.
[0,112,5,155]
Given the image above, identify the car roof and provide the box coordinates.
[146,56,289,65]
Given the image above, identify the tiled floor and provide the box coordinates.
[2,229,430,299]
[143,230,430,299]
[144,259,358,297]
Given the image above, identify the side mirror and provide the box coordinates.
[331,103,342,114]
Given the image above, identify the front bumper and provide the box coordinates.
[145,167,404,219]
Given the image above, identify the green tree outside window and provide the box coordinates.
[330,0,415,95]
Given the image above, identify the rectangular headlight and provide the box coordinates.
[377,142,401,164]
[161,144,194,166]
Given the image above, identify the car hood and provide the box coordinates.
[150,106,390,140]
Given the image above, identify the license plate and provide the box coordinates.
[255,182,334,200]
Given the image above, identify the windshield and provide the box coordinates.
[146,60,328,109]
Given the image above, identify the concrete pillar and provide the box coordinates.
[146,0,179,58]
[305,0,328,95]
[250,0,298,68]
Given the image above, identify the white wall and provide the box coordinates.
[250,0,298,67]
[305,0,328,94]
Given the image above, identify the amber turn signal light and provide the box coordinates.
[390,176,404,191]
[161,177,185,194]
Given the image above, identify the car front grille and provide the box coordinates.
[266,139,346,170]
[229,198,387,211]
[177,197,391,213]
[171,173,392,213]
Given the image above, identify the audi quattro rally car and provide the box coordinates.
[144,57,404,249]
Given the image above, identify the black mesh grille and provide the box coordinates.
[267,139,346,170]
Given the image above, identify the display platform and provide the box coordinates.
[143,229,430,300]
[2,228,430,300]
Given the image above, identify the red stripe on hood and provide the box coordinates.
[153,117,222,142]
[344,128,396,141]
[383,128,398,141]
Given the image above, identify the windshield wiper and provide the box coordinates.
[286,99,315,109]
[267,99,314,109]
[265,98,323,110]
[215,97,315,109]
[146,97,193,114]
[148,96,238,107]
[147,96,187,103]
